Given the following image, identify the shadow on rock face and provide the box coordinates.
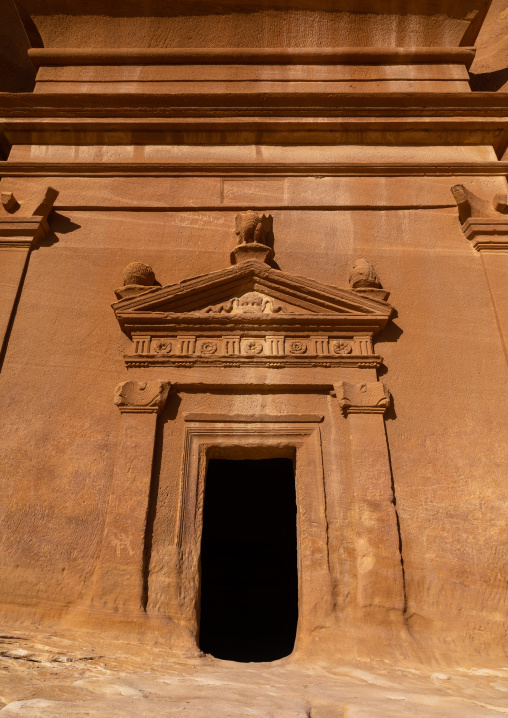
[469,67,508,92]
[35,213,82,249]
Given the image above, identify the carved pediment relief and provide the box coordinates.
[202,290,296,315]
[112,212,393,369]
[113,261,391,322]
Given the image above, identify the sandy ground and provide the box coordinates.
[0,630,507,717]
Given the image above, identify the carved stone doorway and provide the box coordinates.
[199,457,298,662]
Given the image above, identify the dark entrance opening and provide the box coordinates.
[199,458,298,662]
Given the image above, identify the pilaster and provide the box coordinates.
[452,184,508,365]
[334,381,405,616]
[0,187,58,363]
[89,380,170,614]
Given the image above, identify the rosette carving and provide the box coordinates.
[243,340,264,355]
[288,340,307,355]
[200,341,218,355]
[332,340,352,355]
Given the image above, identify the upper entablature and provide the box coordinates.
[24,0,492,95]
[22,0,492,49]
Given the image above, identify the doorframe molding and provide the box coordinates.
[176,416,333,651]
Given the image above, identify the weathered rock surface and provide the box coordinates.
[1,631,508,718]
[1,2,508,708]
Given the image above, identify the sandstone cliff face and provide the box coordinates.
[472,0,508,88]
[0,0,507,673]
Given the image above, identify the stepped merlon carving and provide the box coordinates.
[451,184,508,251]
[0,186,59,245]
[231,210,274,265]
[451,184,507,223]
[0,186,59,221]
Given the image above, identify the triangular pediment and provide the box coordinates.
[113,260,392,334]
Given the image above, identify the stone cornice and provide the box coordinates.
[28,47,477,68]
[3,93,508,115]
[461,218,508,251]
[3,105,508,154]
[3,161,508,178]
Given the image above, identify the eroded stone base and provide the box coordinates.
[0,628,507,718]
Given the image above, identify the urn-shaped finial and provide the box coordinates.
[114,262,156,300]
[348,259,390,301]
[123,262,155,287]
[348,259,381,290]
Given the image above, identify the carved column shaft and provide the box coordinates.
[480,251,508,363]
[335,381,405,614]
[452,185,508,366]
[90,380,170,614]
[0,238,32,360]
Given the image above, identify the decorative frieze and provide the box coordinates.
[126,333,379,368]
[113,213,393,372]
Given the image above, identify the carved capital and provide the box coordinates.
[114,380,170,414]
[334,381,390,415]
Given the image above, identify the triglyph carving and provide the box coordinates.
[113,251,394,371]
[114,380,170,414]
[231,210,274,264]
[334,381,391,415]
[203,291,285,315]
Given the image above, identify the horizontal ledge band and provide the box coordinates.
[28,47,476,68]
[2,161,508,177]
[184,413,324,422]
[3,93,508,116]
